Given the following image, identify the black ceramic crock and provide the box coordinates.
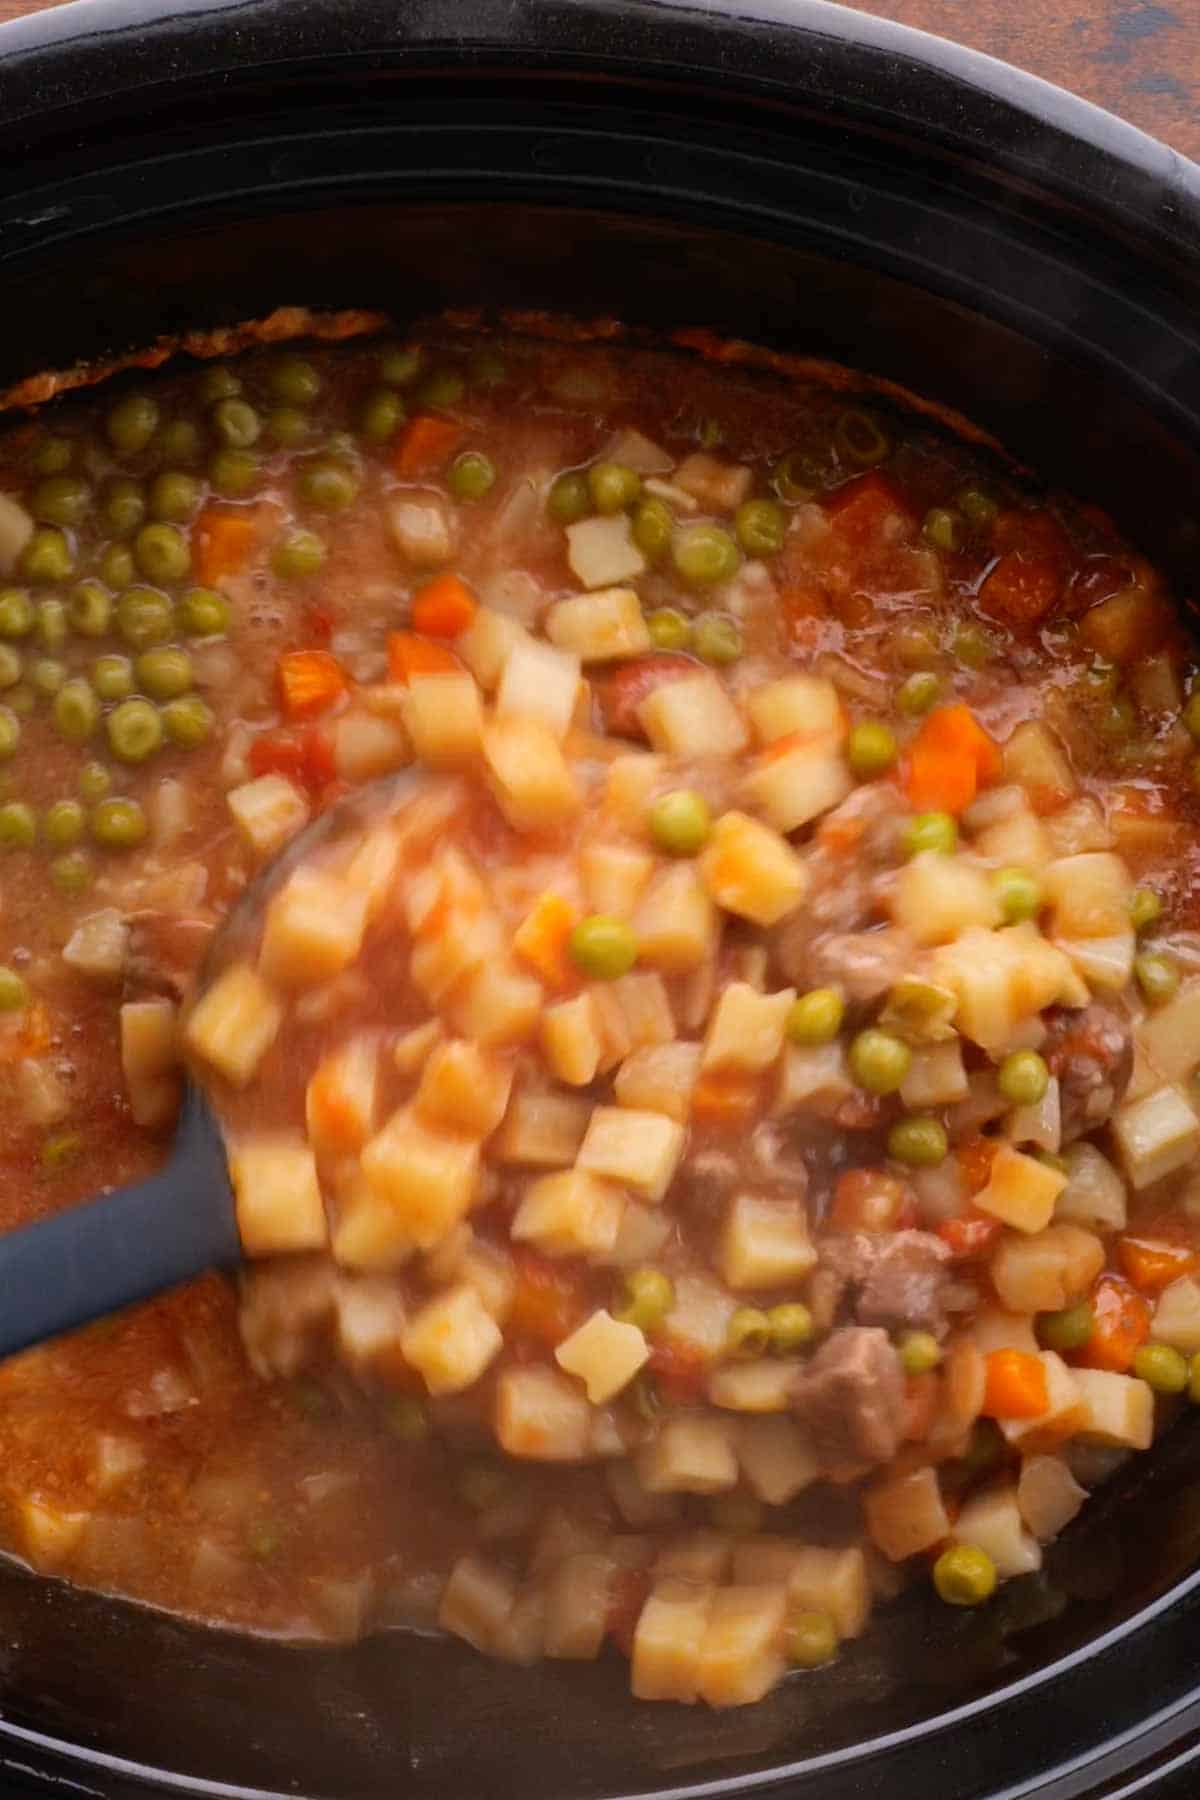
[1,2,1200,1795]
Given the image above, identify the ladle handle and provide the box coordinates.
[0,1085,240,1358]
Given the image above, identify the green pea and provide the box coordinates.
[0,645,20,689]
[5,685,32,718]
[903,811,958,857]
[100,477,145,539]
[296,457,358,511]
[271,530,326,580]
[835,408,891,467]
[78,762,112,803]
[209,447,260,498]
[0,799,34,845]
[0,966,27,1011]
[648,789,711,857]
[997,1049,1049,1106]
[359,388,404,444]
[30,658,65,696]
[957,485,999,530]
[149,471,202,523]
[35,598,68,653]
[0,589,34,638]
[992,865,1042,924]
[386,1395,430,1441]
[899,1330,943,1375]
[90,654,135,702]
[568,915,638,981]
[1133,1342,1189,1395]
[89,796,148,849]
[196,366,240,404]
[786,987,845,1046]
[767,1303,814,1354]
[415,367,465,410]
[692,613,742,665]
[265,406,311,448]
[672,523,740,589]
[849,1028,911,1096]
[933,1545,996,1607]
[134,523,191,585]
[98,543,135,589]
[888,1115,948,1167]
[448,451,496,502]
[645,607,691,651]
[633,496,674,563]
[727,1307,771,1359]
[30,436,73,477]
[614,1268,675,1334]
[116,587,174,650]
[786,1611,838,1670]
[733,497,786,557]
[923,507,961,553]
[547,470,591,525]
[161,694,214,748]
[1182,690,1200,742]
[177,586,231,637]
[0,707,19,761]
[379,345,423,386]
[1037,1302,1094,1354]
[68,580,113,638]
[52,679,100,744]
[49,850,92,895]
[106,393,159,456]
[155,418,202,465]
[1135,951,1179,1007]
[847,719,897,779]
[1129,886,1163,933]
[588,461,641,515]
[897,672,942,719]
[136,647,192,700]
[268,356,321,406]
[31,473,91,529]
[107,697,163,763]
[42,799,84,849]
[20,528,74,585]
[772,448,821,503]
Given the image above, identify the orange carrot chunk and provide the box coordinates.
[1078,1274,1152,1371]
[277,649,348,720]
[905,703,1001,814]
[513,892,579,990]
[1116,1234,1200,1294]
[193,509,257,584]
[392,415,463,480]
[410,573,477,639]
[690,1073,764,1129]
[385,631,464,684]
[981,1349,1049,1419]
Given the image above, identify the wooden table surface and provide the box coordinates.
[1,0,1197,161]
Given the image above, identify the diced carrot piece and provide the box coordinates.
[1117,1235,1200,1294]
[979,552,1061,626]
[507,1252,588,1348]
[937,1209,1003,1261]
[277,649,348,721]
[904,703,1001,814]
[193,508,257,584]
[823,472,915,549]
[598,653,697,740]
[690,1073,764,1129]
[1078,1274,1152,1371]
[647,1337,710,1403]
[410,573,477,639]
[981,1349,1049,1419]
[386,631,464,684]
[956,1135,999,1196]
[829,1168,911,1233]
[248,725,335,794]
[392,415,463,479]
[513,892,578,990]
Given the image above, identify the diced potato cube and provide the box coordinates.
[1057,932,1135,993]
[638,672,748,759]
[360,1106,480,1249]
[402,1283,502,1395]
[1043,852,1131,938]
[331,1189,415,1272]
[1150,1275,1200,1354]
[612,971,675,1046]
[740,734,852,834]
[580,841,654,917]
[900,1041,968,1109]
[1071,1368,1154,1449]
[990,1223,1104,1314]
[494,1090,591,1165]
[774,1041,852,1115]
[342,826,404,921]
[457,607,532,689]
[708,1359,800,1413]
[409,908,504,1007]
[496,637,582,742]
[604,1198,673,1269]
[1112,1085,1200,1190]
[974,1144,1067,1234]
[729,1541,870,1639]
[331,710,411,782]
[483,714,581,830]
[120,995,178,1092]
[747,675,843,745]
[974,807,1053,870]
[447,959,543,1048]
[0,492,34,574]
[402,673,484,767]
[864,1465,951,1561]
[63,908,129,985]
[1017,1454,1088,1542]
[260,869,369,988]
[952,1483,1042,1579]
[633,863,718,973]
[1056,1141,1127,1230]
[511,1169,625,1258]
[632,1579,714,1703]
[306,1036,379,1153]
[439,1554,517,1654]
[545,588,651,662]
[667,1274,737,1358]
[637,1416,739,1494]
[718,1193,816,1288]
[892,853,1000,945]
[701,810,807,926]
[227,772,309,858]
[604,752,666,829]
[1002,720,1076,811]
[584,984,632,1072]
[494,1365,593,1459]
[615,1042,702,1122]
[332,1274,407,1367]
[998,1351,1087,1453]
[413,1037,513,1137]
[1136,980,1200,1085]
[542,1552,617,1660]
[184,961,282,1086]
[702,981,794,1075]
[971,1305,1040,1356]
[18,1497,88,1570]
[565,513,647,589]
[654,1532,734,1584]
[230,1135,328,1256]
[933,924,1074,1055]
[696,1585,787,1709]
[555,1308,649,1403]
[673,452,753,511]
[577,1105,685,1201]
[387,492,456,564]
[737,1416,819,1503]
[541,993,604,1087]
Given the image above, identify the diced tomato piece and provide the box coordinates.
[598,653,697,740]
[1077,1274,1151,1372]
[507,1253,588,1348]
[957,1135,999,1196]
[823,472,915,550]
[248,725,335,795]
[304,605,335,644]
[277,649,348,721]
[647,1338,710,1404]
[979,551,1062,626]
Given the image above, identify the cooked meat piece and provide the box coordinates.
[1042,1002,1133,1142]
[771,785,902,989]
[807,928,916,1004]
[681,1148,741,1218]
[791,1326,904,1465]
[821,1229,953,1336]
[748,1121,810,1195]
[125,910,215,1000]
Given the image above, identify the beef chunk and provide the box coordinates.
[806,928,916,1005]
[821,1229,953,1336]
[1043,1002,1133,1142]
[126,910,215,1000]
[791,1326,904,1465]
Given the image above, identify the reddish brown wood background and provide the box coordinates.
[1,0,1198,160]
